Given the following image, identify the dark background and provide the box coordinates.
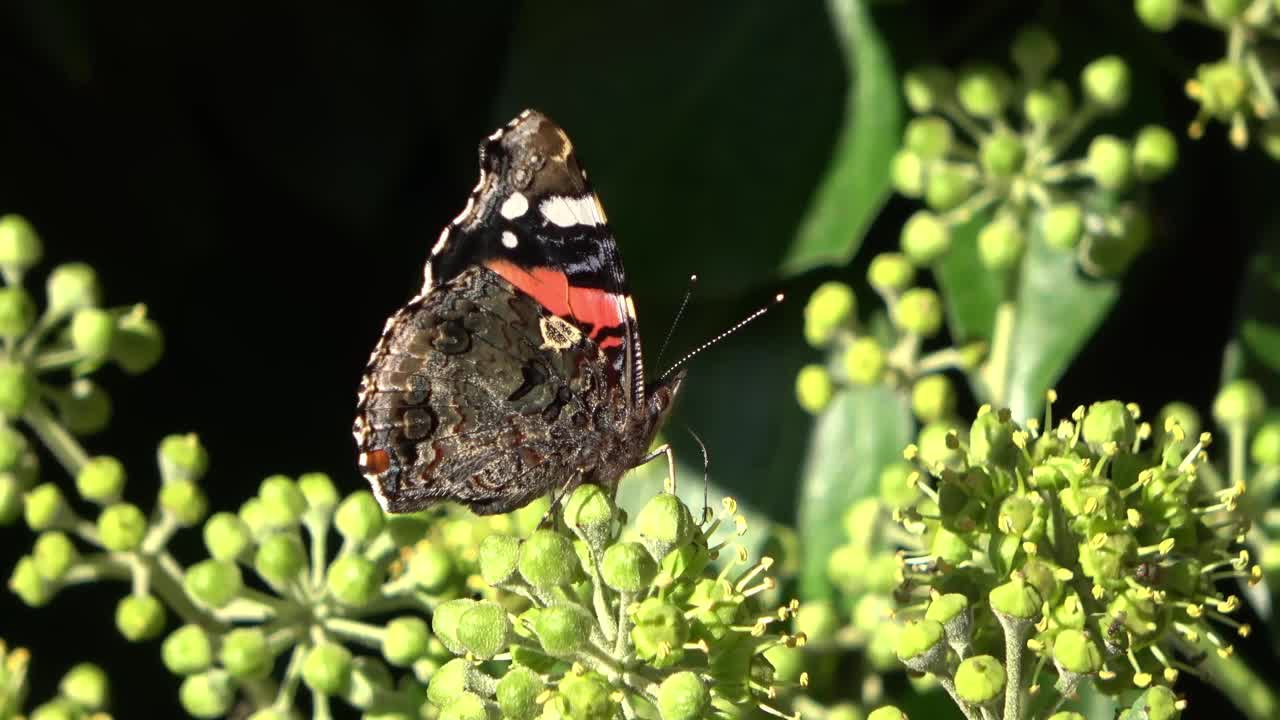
[0,1,1271,717]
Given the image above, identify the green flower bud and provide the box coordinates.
[1156,401,1201,444]
[496,665,545,720]
[1129,686,1181,720]
[298,471,338,513]
[110,306,163,374]
[69,308,116,359]
[383,616,431,666]
[0,215,42,271]
[895,619,946,671]
[327,554,381,606]
[977,214,1026,271]
[0,424,28,471]
[632,597,689,668]
[518,529,580,588]
[903,66,954,113]
[1042,203,1084,251]
[602,541,658,592]
[76,456,126,504]
[933,526,974,565]
[1252,422,1280,466]
[457,601,510,659]
[891,149,925,197]
[426,657,476,708]
[1053,628,1103,674]
[896,288,944,337]
[203,512,252,561]
[159,478,208,527]
[990,576,1041,620]
[1011,25,1059,77]
[804,281,856,348]
[970,407,1018,465]
[432,598,477,654]
[1049,714,1087,720]
[925,593,972,645]
[1206,0,1247,21]
[637,492,694,558]
[563,483,614,542]
[1087,135,1133,190]
[1136,0,1180,31]
[1083,399,1137,448]
[1194,61,1249,119]
[901,211,952,265]
[0,289,35,340]
[1133,125,1178,181]
[905,116,953,160]
[220,628,272,679]
[185,559,243,608]
[1214,379,1265,426]
[60,662,109,710]
[24,482,69,531]
[558,672,615,720]
[163,624,214,675]
[9,555,54,606]
[405,540,453,592]
[98,502,148,552]
[32,531,78,581]
[46,263,101,315]
[980,130,1025,178]
[259,474,306,529]
[955,655,1006,705]
[478,534,520,585]
[158,433,209,483]
[998,495,1036,537]
[439,692,489,720]
[1024,80,1073,128]
[179,670,234,719]
[795,364,834,415]
[532,604,594,657]
[844,337,886,385]
[911,374,955,423]
[254,532,307,586]
[796,600,840,640]
[1082,56,1130,110]
[658,671,708,720]
[917,421,964,473]
[924,165,976,212]
[0,363,34,418]
[335,491,386,544]
[867,709,909,720]
[877,462,916,509]
[868,252,915,293]
[57,379,111,435]
[956,64,1012,118]
[302,642,352,695]
[115,594,166,641]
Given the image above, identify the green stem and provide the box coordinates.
[275,644,307,711]
[1204,650,1279,720]
[980,302,1017,409]
[324,617,387,650]
[29,348,86,372]
[1046,104,1100,157]
[1229,421,1248,491]
[1244,50,1280,115]
[999,617,1027,720]
[22,401,90,475]
[937,676,979,720]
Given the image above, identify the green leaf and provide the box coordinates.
[1002,235,1119,420]
[935,212,1000,341]
[781,0,902,274]
[796,384,913,601]
[1222,231,1280,401]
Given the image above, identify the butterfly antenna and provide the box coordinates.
[684,425,711,523]
[654,274,698,370]
[658,293,785,381]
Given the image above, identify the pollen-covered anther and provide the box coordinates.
[799,672,810,687]
[903,444,920,461]
[1022,541,1038,556]
[1184,603,1204,618]
[1012,431,1029,449]
[1092,584,1106,600]
[1250,566,1263,585]
[1216,595,1240,613]
[1127,509,1143,528]
[685,639,711,653]
[1237,624,1252,638]
[1098,669,1117,680]
[722,496,739,515]
[536,689,554,704]
[1102,441,1120,457]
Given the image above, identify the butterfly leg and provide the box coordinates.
[539,472,581,529]
[636,443,678,495]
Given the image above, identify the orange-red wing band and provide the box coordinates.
[485,259,626,349]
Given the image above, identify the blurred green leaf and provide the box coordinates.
[782,0,902,274]
[1222,229,1280,401]
[796,384,912,601]
[938,225,1118,421]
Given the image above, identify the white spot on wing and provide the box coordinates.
[500,192,529,219]
[501,231,519,249]
[540,194,605,228]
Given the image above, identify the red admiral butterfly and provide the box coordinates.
[353,110,683,515]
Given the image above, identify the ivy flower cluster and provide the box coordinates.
[878,396,1254,720]
[425,484,802,720]
[893,26,1174,278]
[1135,0,1280,158]
[0,639,112,720]
[794,277,980,417]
